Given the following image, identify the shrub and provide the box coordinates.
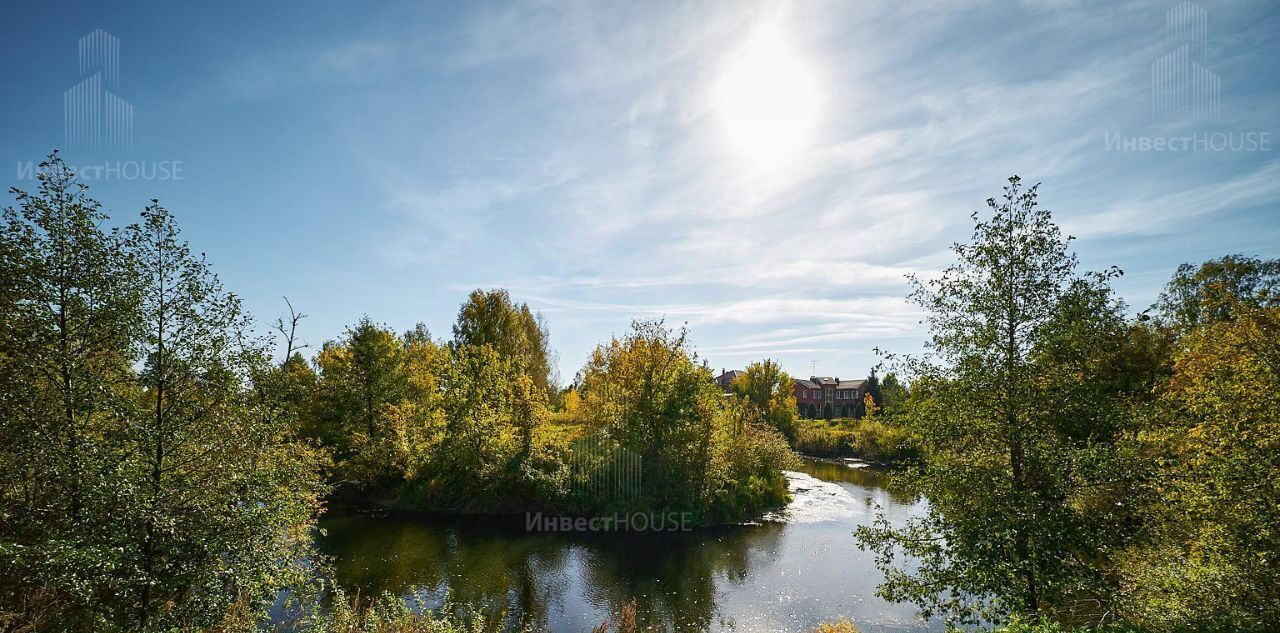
[793,418,918,461]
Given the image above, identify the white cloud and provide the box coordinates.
[271,0,1278,379]
[1066,161,1280,238]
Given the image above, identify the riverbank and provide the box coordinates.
[792,417,920,463]
[797,453,900,470]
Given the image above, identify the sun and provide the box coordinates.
[713,22,823,168]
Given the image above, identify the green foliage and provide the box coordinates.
[855,177,1137,626]
[1154,254,1280,332]
[28,155,1280,631]
[311,318,425,489]
[282,583,497,633]
[865,370,883,409]
[0,155,323,630]
[452,288,556,399]
[813,618,861,632]
[1116,301,1280,631]
[879,372,908,416]
[576,320,794,522]
[995,617,1145,633]
[0,153,141,627]
[706,398,797,522]
[304,318,568,512]
[730,359,797,440]
[793,418,918,462]
[577,320,718,509]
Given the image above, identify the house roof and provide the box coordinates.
[794,377,867,390]
[715,370,745,392]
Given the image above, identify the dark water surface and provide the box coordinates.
[317,458,942,632]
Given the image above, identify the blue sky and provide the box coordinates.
[2,0,1277,383]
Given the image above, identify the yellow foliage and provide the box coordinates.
[862,393,878,419]
[563,388,582,414]
[814,618,860,633]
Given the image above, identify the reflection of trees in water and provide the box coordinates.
[319,511,788,632]
[319,513,572,631]
[574,523,787,631]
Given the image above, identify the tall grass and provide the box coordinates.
[792,418,918,462]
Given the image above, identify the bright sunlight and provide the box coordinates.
[713,21,823,169]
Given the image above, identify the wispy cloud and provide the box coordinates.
[1066,161,1280,238]
[222,0,1279,378]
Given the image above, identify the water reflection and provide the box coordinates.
[317,458,939,632]
[792,458,917,505]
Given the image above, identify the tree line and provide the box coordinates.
[0,153,795,630]
[4,155,1275,631]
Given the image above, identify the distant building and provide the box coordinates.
[714,369,746,393]
[714,370,868,419]
[794,376,866,419]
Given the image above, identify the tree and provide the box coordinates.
[433,343,519,500]
[273,296,308,360]
[575,321,792,521]
[452,289,556,398]
[121,201,322,628]
[856,177,1133,625]
[0,153,140,625]
[879,372,908,416]
[311,318,412,487]
[731,359,797,440]
[1118,300,1280,631]
[0,163,325,629]
[513,374,545,457]
[1155,254,1280,332]
[865,369,883,409]
[577,321,717,508]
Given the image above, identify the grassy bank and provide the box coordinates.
[792,417,919,463]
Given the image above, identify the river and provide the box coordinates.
[316,457,942,632]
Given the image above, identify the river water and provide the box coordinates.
[317,458,942,632]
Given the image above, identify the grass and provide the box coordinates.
[792,417,919,462]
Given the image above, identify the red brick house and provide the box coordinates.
[794,376,867,419]
[715,370,867,419]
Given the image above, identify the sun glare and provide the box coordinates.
[713,22,823,168]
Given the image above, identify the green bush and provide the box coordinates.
[793,418,918,461]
